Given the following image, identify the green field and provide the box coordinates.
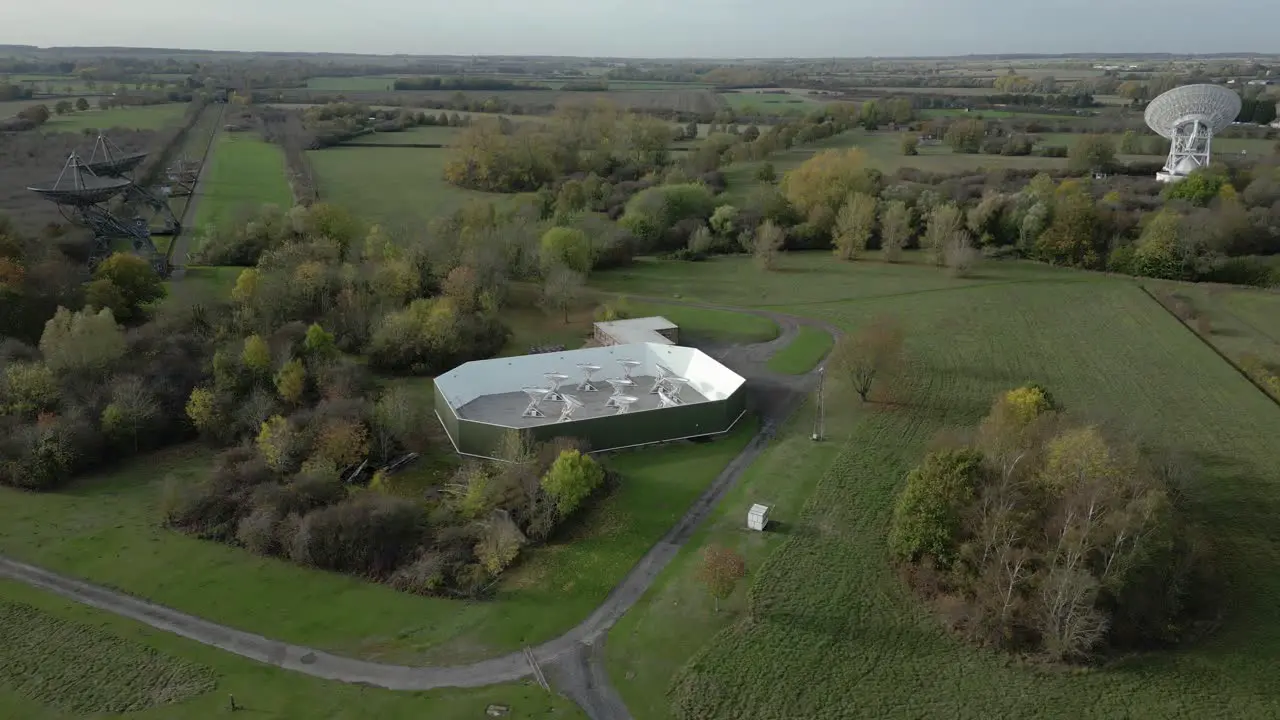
[306,76,401,91]
[719,91,824,113]
[600,253,1280,719]
[0,580,582,720]
[1142,280,1280,369]
[766,325,833,374]
[193,131,293,233]
[168,103,224,225]
[0,412,755,666]
[346,125,462,146]
[920,108,1081,120]
[309,147,524,226]
[39,103,187,133]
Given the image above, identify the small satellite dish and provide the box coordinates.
[1143,84,1241,184]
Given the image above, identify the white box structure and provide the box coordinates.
[747,504,770,532]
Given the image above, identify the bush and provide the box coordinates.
[289,494,427,577]
[540,450,605,517]
[888,449,983,565]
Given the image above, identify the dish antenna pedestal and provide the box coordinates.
[1143,84,1241,184]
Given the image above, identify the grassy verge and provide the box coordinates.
[766,326,833,374]
[192,132,292,234]
[0,580,582,720]
[601,256,1280,718]
[0,420,756,666]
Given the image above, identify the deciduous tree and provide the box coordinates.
[541,266,584,324]
[924,203,964,266]
[540,449,604,517]
[879,200,912,262]
[39,307,126,377]
[833,192,878,261]
[781,148,874,218]
[753,220,785,270]
[697,545,746,612]
[832,315,904,402]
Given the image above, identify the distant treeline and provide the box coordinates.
[392,76,547,91]
[984,93,1098,108]
[0,83,35,101]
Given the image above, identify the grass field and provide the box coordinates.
[310,147,524,226]
[346,125,462,146]
[306,76,401,91]
[766,325,833,374]
[39,103,187,133]
[0,408,755,666]
[167,103,224,225]
[192,131,293,233]
[0,581,582,720]
[920,108,1082,120]
[719,91,825,113]
[1142,280,1280,369]
[600,253,1280,719]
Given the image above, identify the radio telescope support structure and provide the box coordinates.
[86,133,181,239]
[1143,84,1242,184]
[27,153,166,275]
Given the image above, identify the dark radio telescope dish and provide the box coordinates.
[27,176,132,206]
[84,151,148,177]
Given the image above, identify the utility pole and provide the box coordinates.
[812,366,825,441]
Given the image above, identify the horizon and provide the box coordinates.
[4,0,1279,59]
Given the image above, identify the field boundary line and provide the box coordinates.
[1136,284,1280,409]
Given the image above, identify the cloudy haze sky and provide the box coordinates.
[3,0,1277,57]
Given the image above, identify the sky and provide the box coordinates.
[3,0,1278,58]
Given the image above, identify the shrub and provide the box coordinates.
[888,449,983,565]
[540,450,605,517]
[289,494,427,577]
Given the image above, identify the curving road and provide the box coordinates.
[0,300,840,719]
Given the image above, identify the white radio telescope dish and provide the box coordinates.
[1143,84,1241,183]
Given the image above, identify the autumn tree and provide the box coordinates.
[709,205,739,239]
[316,418,370,468]
[540,227,593,274]
[39,307,126,377]
[1035,181,1103,268]
[256,415,299,473]
[780,148,875,219]
[879,200,911,262]
[945,119,985,154]
[901,134,920,156]
[541,266,584,323]
[1067,135,1118,175]
[753,220,785,270]
[697,545,746,612]
[241,334,273,377]
[924,203,964,267]
[100,376,159,452]
[92,252,166,320]
[832,316,905,402]
[540,449,604,517]
[275,358,307,404]
[833,193,878,261]
[944,231,980,277]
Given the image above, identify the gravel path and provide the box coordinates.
[0,298,841,719]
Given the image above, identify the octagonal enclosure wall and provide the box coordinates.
[434,343,747,459]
